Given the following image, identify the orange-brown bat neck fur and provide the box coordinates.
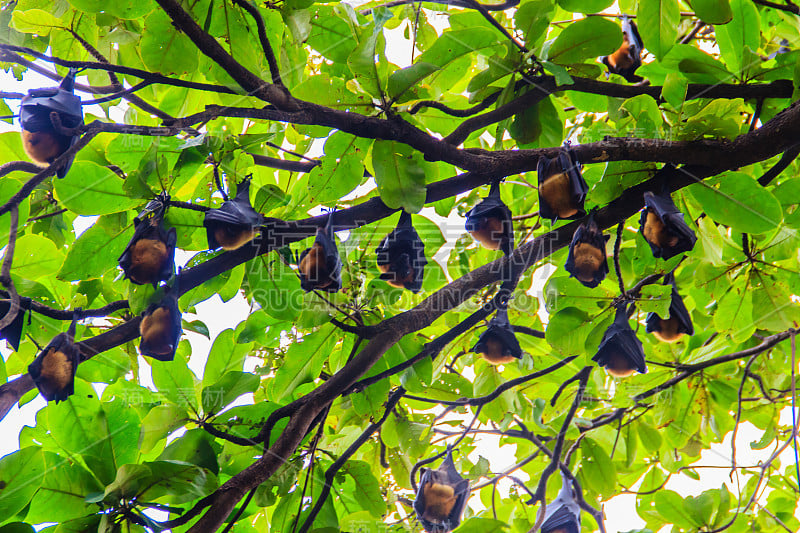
[643,210,679,249]
[38,348,72,397]
[421,482,456,522]
[140,306,175,356]
[603,351,637,377]
[540,172,578,219]
[653,317,684,343]
[573,242,604,282]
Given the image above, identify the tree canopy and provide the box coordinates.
[0,0,799,531]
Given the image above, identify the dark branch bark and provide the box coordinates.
[231,0,284,86]
[154,0,295,109]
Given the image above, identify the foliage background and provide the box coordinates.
[0,0,799,531]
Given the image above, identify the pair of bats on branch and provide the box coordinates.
[413,449,582,532]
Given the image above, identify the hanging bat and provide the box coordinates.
[601,16,644,83]
[472,307,522,365]
[564,211,609,288]
[19,68,83,178]
[376,211,427,293]
[592,306,647,377]
[646,272,694,343]
[414,448,470,532]
[139,286,182,361]
[541,472,581,533]
[537,144,588,222]
[0,296,29,351]
[203,179,264,250]
[298,213,342,292]
[640,190,697,260]
[465,180,514,255]
[28,312,80,403]
[119,193,177,287]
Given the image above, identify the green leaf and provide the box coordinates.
[714,0,760,74]
[557,0,614,13]
[371,140,428,213]
[10,9,60,36]
[638,283,671,316]
[202,371,259,413]
[548,17,621,64]
[662,73,689,109]
[266,325,337,403]
[637,0,680,60]
[713,284,754,342]
[156,429,219,474]
[387,62,439,100]
[11,234,63,280]
[141,10,199,75]
[654,490,700,528]
[580,438,616,496]
[202,329,253,386]
[689,172,782,234]
[57,213,130,281]
[307,132,368,205]
[343,461,386,517]
[245,256,303,322]
[689,0,732,24]
[25,454,101,523]
[0,448,45,520]
[545,307,592,355]
[151,358,197,410]
[54,161,141,215]
[453,517,508,532]
[140,404,189,454]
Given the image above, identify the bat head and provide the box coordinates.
[565,212,609,288]
[204,179,265,250]
[592,306,647,376]
[376,212,427,293]
[472,307,522,365]
[640,190,697,260]
[645,272,694,341]
[537,144,588,222]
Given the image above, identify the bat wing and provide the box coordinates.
[624,18,644,60]
[21,89,83,123]
[593,310,647,373]
[541,506,580,533]
[118,218,155,267]
[0,298,27,351]
[204,198,264,228]
[318,231,343,291]
[667,284,694,335]
[157,227,178,283]
[55,135,80,179]
[537,155,558,221]
[562,149,588,220]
